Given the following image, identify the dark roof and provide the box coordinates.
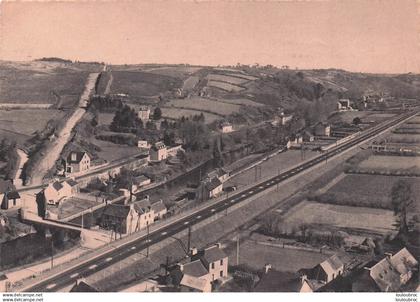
[70,280,99,292]
[133,199,151,214]
[0,274,8,281]
[151,200,166,213]
[102,204,130,218]
[7,191,20,199]
[204,177,223,192]
[52,181,63,191]
[134,175,150,184]
[66,151,89,164]
[66,179,78,187]
[255,271,301,292]
[201,245,226,264]
[182,260,209,278]
[0,180,16,194]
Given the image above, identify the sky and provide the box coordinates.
[0,0,419,73]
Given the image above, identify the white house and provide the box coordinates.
[41,180,76,205]
[137,140,150,149]
[138,106,151,121]
[219,122,233,133]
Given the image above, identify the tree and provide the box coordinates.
[353,117,362,125]
[153,107,162,120]
[391,180,414,234]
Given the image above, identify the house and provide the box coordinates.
[203,177,223,199]
[151,200,167,220]
[137,140,150,149]
[191,243,229,282]
[314,122,331,137]
[0,274,9,292]
[280,112,293,125]
[0,179,21,210]
[219,122,233,133]
[170,243,228,292]
[70,278,99,292]
[299,254,344,292]
[138,106,151,121]
[388,248,418,285]
[302,131,315,142]
[63,151,91,175]
[134,174,151,188]
[40,180,74,205]
[337,99,353,111]
[167,144,184,157]
[101,198,154,235]
[287,134,303,149]
[207,168,229,183]
[343,235,375,252]
[150,142,167,162]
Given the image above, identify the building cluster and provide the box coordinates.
[201,168,229,199]
[169,243,229,292]
[337,99,355,112]
[100,197,167,235]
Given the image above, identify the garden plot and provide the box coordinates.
[161,107,220,124]
[284,201,395,235]
[207,80,244,92]
[166,97,241,116]
[357,155,420,173]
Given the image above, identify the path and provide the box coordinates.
[29,73,100,185]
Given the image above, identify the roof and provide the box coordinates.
[134,175,150,183]
[102,204,130,218]
[369,257,401,292]
[151,200,166,213]
[66,179,78,187]
[0,179,16,194]
[220,121,232,127]
[254,271,301,292]
[304,279,325,291]
[320,255,344,275]
[7,191,20,199]
[204,177,223,192]
[201,245,227,264]
[180,274,208,292]
[152,142,166,151]
[133,199,152,214]
[70,280,99,292]
[344,235,368,246]
[389,248,418,275]
[182,260,209,278]
[52,181,63,191]
[0,274,8,281]
[66,151,89,164]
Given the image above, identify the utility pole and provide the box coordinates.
[277,167,280,191]
[146,222,150,258]
[187,225,191,254]
[236,236,240,266]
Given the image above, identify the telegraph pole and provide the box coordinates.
[146,222,150,258]
[236,236,240,266]
[187,225,191,254]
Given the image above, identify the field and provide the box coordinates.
[362,113,396,123]
[328,111,370,124]
[207,80,244,92]
[386,133,420,144]
[92,138,142,163]
[160,107,221,123]
[0,109,65,137]
[182,75,200,91]
[226,239,328,272]
[166,97,242,116]
[284,201,396,234]
[97,112,115,126]
[0,61,98,107]
[406,115,420,124]
[319,174,420,211]
[207,74,249,85]
[358,155,420,171]
[110,71,182,98]
[217,98,263,107]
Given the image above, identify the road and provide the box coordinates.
[29,73,100,186]
[23,109,418,292]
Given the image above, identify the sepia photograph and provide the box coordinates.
[0,0,419,301]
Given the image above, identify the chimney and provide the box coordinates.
[71,152,77,161]
[178,263,184,272]
[214,242,222,249]
[300,274,307,284]
[264,264,272,274]
[190,247,198,257]
[385,252,393,258]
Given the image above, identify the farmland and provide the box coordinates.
[207,80,244,92]
[161,107,221,124]
[207,74,249,85]
[317,174,420,211]
[0,109,65,136]
[284,201,396,235]
[166,97,242,116]
[357,155,420,172]
[0,61,100,108]
[110,70,182,98]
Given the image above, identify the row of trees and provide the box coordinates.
[0,139,18,179]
